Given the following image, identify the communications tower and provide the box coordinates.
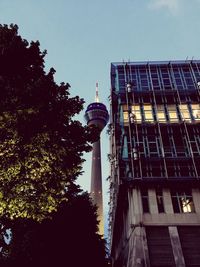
[84,83,109,235]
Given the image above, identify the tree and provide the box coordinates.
[5,192,107,267]
[0,24,97,221]
[0,24,107,267]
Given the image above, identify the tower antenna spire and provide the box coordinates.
[95,82,99,102]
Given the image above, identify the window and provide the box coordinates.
[173,131,188,157]
[123,105,142,125]
[150,66,161,91]
[182,66,195,90]
[132,104,142,123]
[172,66,185,90]
[122,105,129,125]
[161,128,175,157]
[145,132,162,158]
[156,104,166,122]
[139,70,149,91]
[179,104,191,122]
[190,139,200,156]
[122,135,128,159]
[171,189,195,213]
[167,105,179,122]
[160,67,172,90]
[143,104,154,123]
[156,189,165,213]
[191,104,200,122]
[148,142,159,156]
[143,162,165,177]
[141,188,149,213]
[123,110,129,124]
[187,127,200,156]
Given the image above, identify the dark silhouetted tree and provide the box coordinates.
[0,23,97,221]
[0,24,106,266]
[5,192,107,267]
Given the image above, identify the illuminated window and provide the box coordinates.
[171,189,195,213]
[143,104,154,123]
[167,105,179,122]
[122,105,129,125]
[156,105,166,122]
[131,104,142,123]
[123,105,142,124]
[123,111,129,124]
[179,104,191,122]
[191,104,200,121]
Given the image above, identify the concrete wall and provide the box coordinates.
[112,186,200,267]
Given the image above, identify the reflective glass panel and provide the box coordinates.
[123,105,142,124]
[168,105,179,122]
[123,111,129,124]
[143,104,154,123]
[156,105,166,122]
[179,104,191,122]
[191,104,200,122]
[131,104,142,123]
[171,190,195,213]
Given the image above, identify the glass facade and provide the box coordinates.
[110,60,200,180]
[115,61,200,92]
[109,60,200,267]
[122,103,200,124]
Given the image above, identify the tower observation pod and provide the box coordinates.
[84,83,109,236]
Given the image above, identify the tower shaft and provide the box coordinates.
[91,138,104,235]
[84,88,109,237]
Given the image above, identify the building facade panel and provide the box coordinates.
[109,60,200,267]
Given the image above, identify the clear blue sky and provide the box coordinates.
[1,0,200,236]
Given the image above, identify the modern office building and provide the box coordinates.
[108,60,200,267]
[84,83,109,236]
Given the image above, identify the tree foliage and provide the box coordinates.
[2,192,107,267]
[0,24,97,221]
